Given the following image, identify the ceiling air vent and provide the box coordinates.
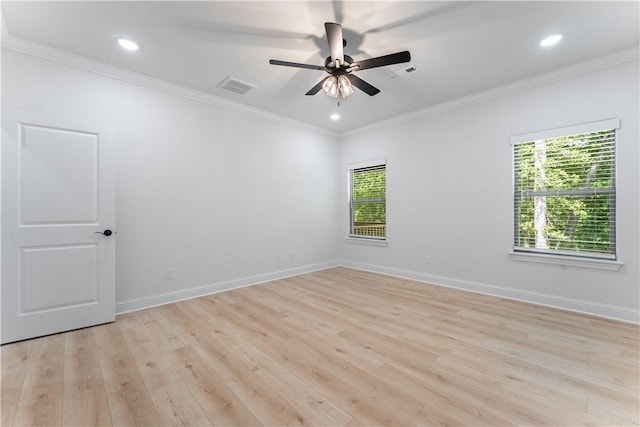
[389,65,417,80]
[218,77,257,95]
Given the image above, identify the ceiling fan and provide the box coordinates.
[269,22,411,98]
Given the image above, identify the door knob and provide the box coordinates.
[95,229,113,236]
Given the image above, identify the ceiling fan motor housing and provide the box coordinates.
[269,22,410,96]
[325,55,355,75]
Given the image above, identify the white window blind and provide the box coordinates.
[512,120,617,259]
[349,162,386,240]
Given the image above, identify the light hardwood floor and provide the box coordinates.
[2,267,638,426]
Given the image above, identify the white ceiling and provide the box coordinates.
[2,1,639,133]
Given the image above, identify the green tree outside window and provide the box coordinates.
[514,129,616,258]
[350,164,386,238]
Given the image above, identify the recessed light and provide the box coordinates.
[116,37,139,51]
[540,34,562,47]
[330,113,340,121]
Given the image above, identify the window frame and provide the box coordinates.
[509,119,622,269]
[347,159,387,243]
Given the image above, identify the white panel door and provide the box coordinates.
[1,110,115,344]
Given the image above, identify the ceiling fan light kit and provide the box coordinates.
[337,75,354,97]
[322,76,339,97]
[270,22,411,99]
[322,75,354,98]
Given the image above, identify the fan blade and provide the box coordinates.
[347,74,380,96]
[269,59,326,71]
[325,22,344,65]
[350,51,411,71]
[305,77,330,96]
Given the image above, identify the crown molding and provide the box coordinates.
[1,33,339,139]
[341,47,640,139]
[1,8,9,40]
[3,32,637,140]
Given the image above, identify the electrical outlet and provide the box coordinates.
[424,256,430,264]
[165,268,174,280]
[289,251,295,260]
[275,253,280,262]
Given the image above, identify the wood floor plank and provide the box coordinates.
[1,267,637,427]
[200,291,415,425]
[232,341,354,426]
[119,316,212,426]
[189,343,308,426]
[62,328,112,426]
[276,343,413,426]
[180,297,248,348]
[376,362,513,427]
[138,308,187,352]
[93,322,162,426]
[165,345,260,426]
[1,339,34,426]
[586,388,640,425]
[244,285,344,335]
[225,295,427,424]
[178,312,323,426]
[12,334,64,426]
[482,381,611,426]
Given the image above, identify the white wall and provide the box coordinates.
[2,50,340,311]
[3,48,638,322]
[339,60,639,321]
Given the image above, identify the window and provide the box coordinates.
[512,119,618,260]
[349,160,386,240]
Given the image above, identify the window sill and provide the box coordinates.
[345,237,388,247]
[509,252,623,271]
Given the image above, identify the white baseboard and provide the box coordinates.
[338,260,640,324]
[115,260,339,315]
[116,259,639,324]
